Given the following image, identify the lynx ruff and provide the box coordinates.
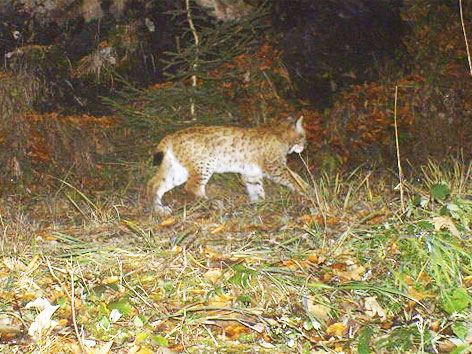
[147,116,307,215]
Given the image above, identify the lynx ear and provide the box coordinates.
[295,115,304,134]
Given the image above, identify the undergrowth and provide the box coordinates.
[1,158,472,353]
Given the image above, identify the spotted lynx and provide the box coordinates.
[147,116,307,214]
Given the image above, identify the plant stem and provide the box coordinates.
[394,85,405,212]
[186,0,200,118]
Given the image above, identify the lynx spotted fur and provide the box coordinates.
[147,116,306,214]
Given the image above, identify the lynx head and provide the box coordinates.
[285,116,306,154]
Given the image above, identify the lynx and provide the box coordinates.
[147,116,307,215]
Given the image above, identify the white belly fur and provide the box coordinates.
[167,149,189,185]
[214,163,262,176]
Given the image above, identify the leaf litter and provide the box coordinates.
[2,161,472,353]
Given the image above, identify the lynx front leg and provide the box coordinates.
[185,167,212,199]
[266,163,305,194]
[242,174,265,202]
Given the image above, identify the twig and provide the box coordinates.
[186,0,199,118]
[393,86,405,212]
[68,261,87,354]
[45,257,71,299]
[459,0,472,77]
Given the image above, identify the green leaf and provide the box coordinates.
[237,295,253,305]
[133,315,145,327]
[430,183,450,201]
[56,297,67,308]
[375,327,415,351]
[416,221,434,230]
[229,264,254,289]
[136,331,150,342]
[303,320,314,331]
[109,298,133,317]
[357,327,374,354]
[99,316,111,330]
[152,335,169,347]
[442,288,471,314]
[99,302,109,315]
[302,341,311,354]
[452,322,468,339]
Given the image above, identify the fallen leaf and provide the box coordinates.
[102,276,119,285]
[160,218,176,227]
[171,245,182,253]
[429,320,440,332]
[0,316,21,337]
[322,273,332,281]
[3,257,28,272]
[224,323,248,339]
[306,253,319,263]
[84,340,113,354]
[306,297,330,321]
[27,302,59,340]
[326,322,347,337]
[465,275,472,287]
[306,252,326,264]
[210,224,226,234]
[202,269,222,283]
[252,322,265,333]
[299,214,321,224]
[140,275,155,283]
[25,297,52,311]
[364,296,386,321]
[57,318,68,327]
[26,254,41,272]
[281,259,309,270]
[332,261,366,281]
[436,339,459,352]
[203,248,221,259]
[207,294,234,307]
[407,287,433,303]
[432,215,460,237]
[128,345,154,354]
[299,215,341,226]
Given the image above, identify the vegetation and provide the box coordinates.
[1,1,472,353]
[2,159,472,353]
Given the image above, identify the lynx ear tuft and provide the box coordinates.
[295,115,304,134]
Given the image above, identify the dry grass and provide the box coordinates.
[1,160,472,353]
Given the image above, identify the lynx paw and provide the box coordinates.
[154,204,172,216]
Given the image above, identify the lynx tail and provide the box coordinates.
[153,151,164,166]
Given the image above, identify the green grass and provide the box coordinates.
[1,159,472,353]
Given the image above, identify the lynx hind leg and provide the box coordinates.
[147,172,172,215]
[147,154,188,215]
[242,174,265,202]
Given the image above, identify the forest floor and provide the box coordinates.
[1,158,472,354]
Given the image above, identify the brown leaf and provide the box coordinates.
[210,224,226,234]
[326,322,347,337]
[306,297,330,321]
[160,218,176,227]
[207,294,233,307]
